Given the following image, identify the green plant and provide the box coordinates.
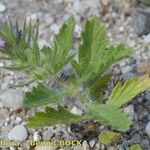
[129,144,143,150]
[0,17,150,140]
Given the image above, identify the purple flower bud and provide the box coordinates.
[0,39,5,48]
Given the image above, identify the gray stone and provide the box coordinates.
[89,140,96,148]
[140,0,150,5]
[34,146,57,150]
[132,10,150,36]
[70,106,83,115]
[8,125,28,142]
[73,0,86,15]
[123,72,136,81]
[82,140,89,150]
[0,89,24,110]
[146,92,150,100]
[121,66,132,74]
[73,146,82,150]
[0,108,10,127]
[140,139,150,149]
[124,105,135,120]
[33,131,41,141]
[145,121,150,137]
[131,134,141,144]
[42,130,54,141]
[121,140,130,149]
[0,3,6,13]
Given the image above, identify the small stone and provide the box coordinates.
[73,145,82,150]
[121,140,130,149]
[140,139,150,149]
[33,131,41,141]
[131,134,141,144]
[101,0,110,6]
[124,105,135,119]
[146,92,150,100]
[42,130,54,141]
[0,89,24,110]
[0,108,10,127]
[73,0,86,14]
[70,106,83,115]
[108,146,116,150]
[9,147,15,150]
[145,121,150,137]
[89,140,96,148]
[122,66,132,74]
[82,140,89,150]
[143,34,150,43]
[123,72,136,81]
[132,10,150,36]
[34,146,57,150]
[140,0,150,5]
[0,3,6,13]
[8,125,28,142]
[15,117,22,124]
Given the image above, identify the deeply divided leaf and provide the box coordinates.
[87,104,132,131]
[27,106,84,127]
[24,84,63,108]
[108,75,150,107]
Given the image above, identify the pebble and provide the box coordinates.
[121,66,132,74]
[140,0,150,5]
[123,105,135,120]
[42,130,54,140]
[82,140,89,150]
[0,108,10,127]
[131,133,141,144]
[89,140,96,148]
[0,3,6,13]
[145,121,150,137]
[15,117,22,124]
[33,131,41,141]
[143,34,150,43]
[132,10,150,36]
[140,139,150,149]
[145,92,150,101]
[107,146,116,150]
[34,146,57,150]
[73,145,82,150]
[8,125,28,142]
[0,89,24,110]
[73,0,86,15]
[70,106,83,115]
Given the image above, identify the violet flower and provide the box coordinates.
[0,39,5,48]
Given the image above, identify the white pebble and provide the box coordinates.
[0,89,24,110]
[124,105,135,120]
[15,117,22,124]
[33,131,41,141]
[70,106,83,115]
[145,121,150,137]
[34,146,57,150]
[8,125,28,142]
[122,66,132,74]
[89,140,96,148]
[10,147,16,150]
[82,140,89,150]
[73,0,86,14]
[0,3,6,13]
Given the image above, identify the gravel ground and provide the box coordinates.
[0,0,150,150]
